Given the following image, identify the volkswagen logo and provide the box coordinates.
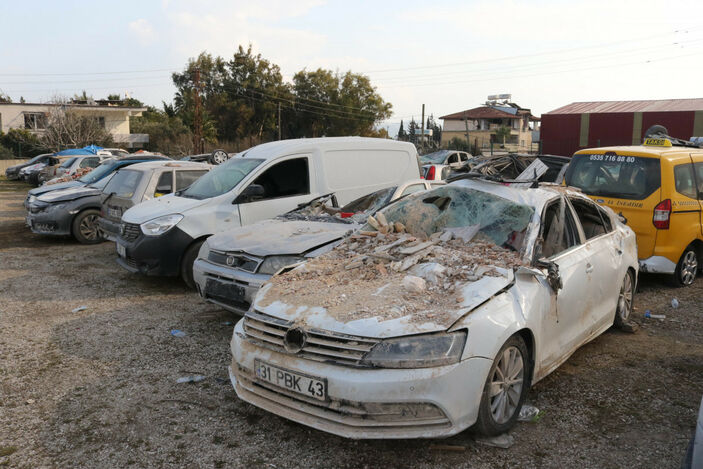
[283,327,307,354]
[226,255,236,266]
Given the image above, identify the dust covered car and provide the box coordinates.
[229,179,638,439]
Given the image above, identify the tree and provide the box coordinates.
[0,91,12,103]
[41,107,113,151]
[397,120,405,140]
[0,128,44,158]
[494,125,512,147]
[407,119,418,144]
[130,106,192,155]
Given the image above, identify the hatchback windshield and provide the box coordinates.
[181,158,264,199]
[565,154,661,200]
[374,185,535,250]
[420,150,449,165]
[103,169,143,198]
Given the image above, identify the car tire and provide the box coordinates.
[475,334,531,436]
[181,240,204,289]
[614,270,634,328]
[672,246,698,287]
[72,209,104,245]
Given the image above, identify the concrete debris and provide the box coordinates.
[71,306,87,313]
[518,404,540,422]
[402,275,426,293]
[475,433,515,449]
[409,262,446,284]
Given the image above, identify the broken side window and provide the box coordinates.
[539,199,580,259]
[569,198,610,239]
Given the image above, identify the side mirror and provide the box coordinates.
[234,184,265,204]
[618,211,628,224]
[535,258,563,292]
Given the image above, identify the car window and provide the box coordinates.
[399,184,426,197]
[539,199,580,259]
[79,157,100,169]
[59,157,77,168]
[569,197,611,239]
[695,162,703,199]
[250,157,309,200]
[460,153,469,162]
[103,169,143,198]
[175,170,207,190]
[674,163,697,199]
[182,158,263,200]
[565,154,661,200]
[341,187,396,214]
[447,154,459,164]
[154,171,173,196]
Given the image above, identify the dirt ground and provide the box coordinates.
[1,177,702,469]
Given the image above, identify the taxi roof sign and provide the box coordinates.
[643,138,673,147]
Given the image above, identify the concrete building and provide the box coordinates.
[440,101,539,153]
[541,98,703,156]
[0,101,149,148]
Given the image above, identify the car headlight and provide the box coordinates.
[46,203,67,212]
[28,195,37,204]
[360,331,467,368]
[198,241,210,260]
[258,255,305,275]
[140,214,183,236]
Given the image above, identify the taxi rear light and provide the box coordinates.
[652,199,671,229]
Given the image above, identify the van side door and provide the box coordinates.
[237,155,316,226]
[690,153,703,236]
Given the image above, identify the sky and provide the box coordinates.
[3,0,703,136]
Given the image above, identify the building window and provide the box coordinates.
[98,116,105,128]
[24,112,46,130]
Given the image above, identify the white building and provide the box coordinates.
[0,102,149,148]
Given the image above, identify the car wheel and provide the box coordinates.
[475,335,531,436]
[208,149,229,165]
[614,270,634,328]
[181,240,204,289]
[72,209,104,245]
[672,246,698,287]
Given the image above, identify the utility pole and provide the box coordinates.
[420,104,425,152]
[464,111,470,146]
[277,102,281,141]
[193,68,203,154]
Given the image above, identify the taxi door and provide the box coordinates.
[691,153,703,236]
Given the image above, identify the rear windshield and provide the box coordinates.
[181,158,264,200]
[565,154,661,200]
[103,169,143,198]
[341,187,396,214]
[79,161,116,183]
[420,151,449,164]
[59,157,77,168]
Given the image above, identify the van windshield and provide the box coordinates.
[565,154,661,200]
[181,158,264,200]
[103,169,143,198]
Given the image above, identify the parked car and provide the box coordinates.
[423,164,452,181]
[194,179,443,313]
[228,179,638,439]
[54,154,113,179]
[25,156,172,244]
[419,149,472,169]
[19,162,48,185]
[462,154,571,183]
[4,154,53,180]
[116,137,423,288]
[99,161,210,242]
[565,132,703,286]
[25,154,171,207]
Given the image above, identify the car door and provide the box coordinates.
[536,197,595,373]
[568,197,622,333]
[689,153,703,235]
[238,156,316,226]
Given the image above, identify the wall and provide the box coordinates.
[0,159,29,173]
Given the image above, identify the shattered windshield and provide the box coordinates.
[181,158,263,200]
[373,186,535,250]
[419,150,449,165]
[341,187,396,215]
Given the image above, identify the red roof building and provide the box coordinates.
[541,98,703,156]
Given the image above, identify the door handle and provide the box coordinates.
[586,263,594,273]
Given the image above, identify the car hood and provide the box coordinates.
[207,219,359,257]
[29,180,83,196]
[252,268,514,339]
[122,194,210,224]
[36,185,100,203]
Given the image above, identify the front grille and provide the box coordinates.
[120,222,140,242]
[124,256,139,269]
[208,250,260,272]
[243,310,379,367]
[236,368,450,430]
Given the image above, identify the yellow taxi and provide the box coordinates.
[564,137,703,286]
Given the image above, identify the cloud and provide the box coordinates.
[128,18,157,46]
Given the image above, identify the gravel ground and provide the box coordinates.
[1,177,702,468]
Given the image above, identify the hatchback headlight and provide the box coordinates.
[258,255,305,275]
[140,214,183,236]
[360,331,467,368]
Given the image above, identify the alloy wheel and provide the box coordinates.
[618,272,634,322]
[80,214,101,241]
[680,250,698,286]
[488,346,524,424]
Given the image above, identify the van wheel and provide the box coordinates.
[72,209,104,244]
[475,335,531,436]
[672,247,698,287]
[614,270,634,328]
[181,240,204,289]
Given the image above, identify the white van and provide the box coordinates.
[115,137,421,287]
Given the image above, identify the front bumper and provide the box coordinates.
[639,255,677,274]
[193,258,270,314]
[115,225,194,277]
[25,207,73,236]
[99,216,121,242]
[229,321,492,439]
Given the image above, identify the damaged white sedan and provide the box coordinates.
[228,179,638,439]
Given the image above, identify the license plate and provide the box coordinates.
[116,243,126,258]
[108,208,121,218]
[205,278,245,301]
[255,360,327,401]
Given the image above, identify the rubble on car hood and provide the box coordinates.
[207,219,359,258]
[35,185,101,203]
[255,221,526,338]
